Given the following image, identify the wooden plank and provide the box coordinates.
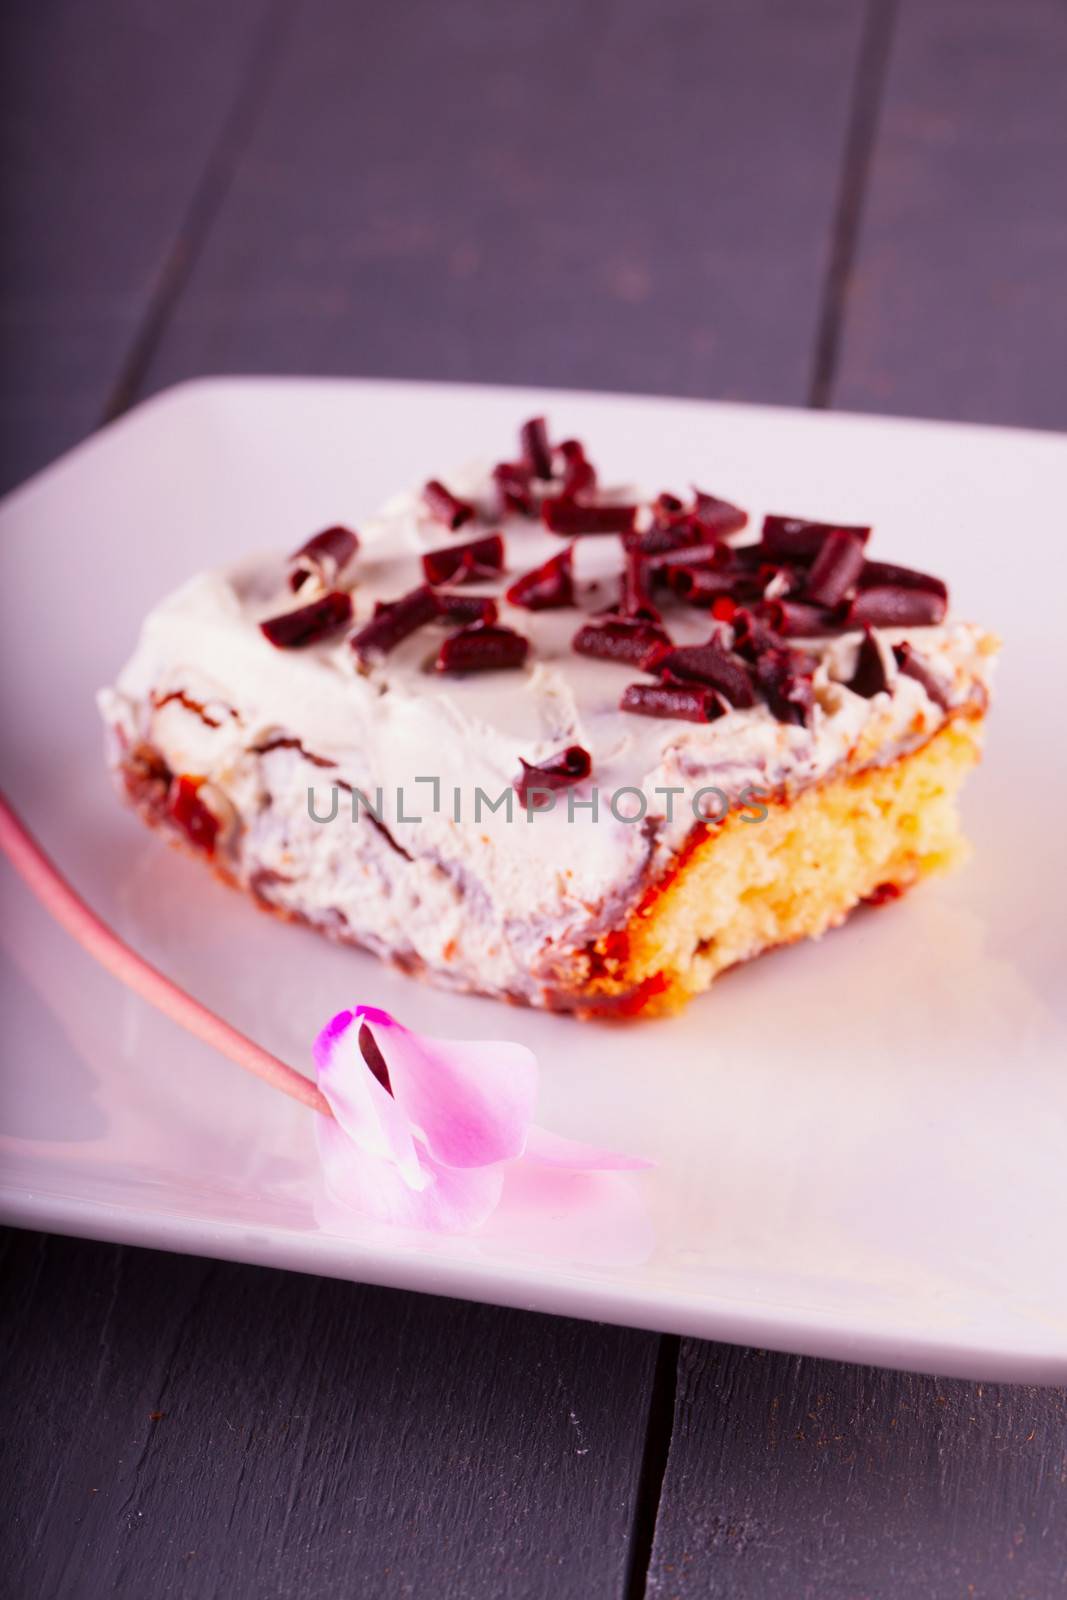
[645,1344,1067,1598]
[0,1229,659,1598]
[138,0,867,407]
[646,8,1067,1596]
[0,0,278,492]
[834,0,1067,428]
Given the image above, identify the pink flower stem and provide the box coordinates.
[0,790,331,1117]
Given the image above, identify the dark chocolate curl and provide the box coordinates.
[493,461,535,517]
[506,548,575,610]
[859,560,948,600]
[422,533,505,586]
[543,498,638,536]
[437,593,499,626]
[423,479,476,530]
[758,599,839,637]
[670,565,745,604]
[620,682,729,724]
[691,490,749,539]
[761,515,871,563]
[260,590,353,649]
[804,529,867,607]
[572,617,671,668]
[435,623,529,674]
[755,647,816,726]
[627,519,708,557]
[893,642,950,709]
[847,629,892,698]
[351,585,441,664]
[848,586,948,627]
[520,416,554,480]
[514,745,592,806]
[731,607,785,662]
[558,439,597,497]
[654,643,756,708]
[288,525,359,592]
[620,549,661,621]
[644,542,722,573]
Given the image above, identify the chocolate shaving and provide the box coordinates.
[514,744,592,806]
[848,585,948,627]
[435,622,529,674]
[351,584,441,664]
[731,607,785,662]
[558,439,597,498]
[505,547,575,610]
[803,529,867,607]
[654,642,756,708]
[520,416,554,480]
[620,550,661,622]
[638,536,721,569]
[259,590,353,649]
[725,542,768,571]
[620,682,730,724]
[759,562,801,601]
[288,525,359,592]
[573,617,671,668]
[758,599,838,637]
[691,490,748,539]
[893,642,950,709]
[847,628,891,698]
[754,646,816,726]
[543,498,638,536]
[859,560,948,600]
[761,515,871,563]
[437,593,499,626]
[626,520,701,558]
[422,532,505,586]
[423,479,476,530]
[646,544,723,576]
[493,461,535,517]
[671,565,754,605]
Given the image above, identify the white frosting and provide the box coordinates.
[99,466,996,1002]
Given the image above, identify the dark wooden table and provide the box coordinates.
[2,4,1065,1595]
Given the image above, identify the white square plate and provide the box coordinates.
[2,378,1064,1381]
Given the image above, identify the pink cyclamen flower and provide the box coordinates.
[314,1005,650,1232]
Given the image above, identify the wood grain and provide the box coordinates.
[644,6,1067,1595]
[4,3,1066,1597]
[834,0,1067,428]
[0,0,280,492]
[645,1343,1067,1599]
[0,1229,659,1598]
[137,0,867,407]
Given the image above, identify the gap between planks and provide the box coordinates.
[626,3,901,1588]
[809,0,899,409]
[101,0,293,425]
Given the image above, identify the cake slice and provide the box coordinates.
[99,417,997,1017]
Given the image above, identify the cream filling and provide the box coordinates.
[99,466,996,995]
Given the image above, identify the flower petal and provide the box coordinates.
[313,1009,425,1188]
[355,1006,538,1169]
[315,1115,504,1232]
[522,1124,653,1171]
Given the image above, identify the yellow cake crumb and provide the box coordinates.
[566,716,984,1016]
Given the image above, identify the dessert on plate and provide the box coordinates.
[99,417,997,1016]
